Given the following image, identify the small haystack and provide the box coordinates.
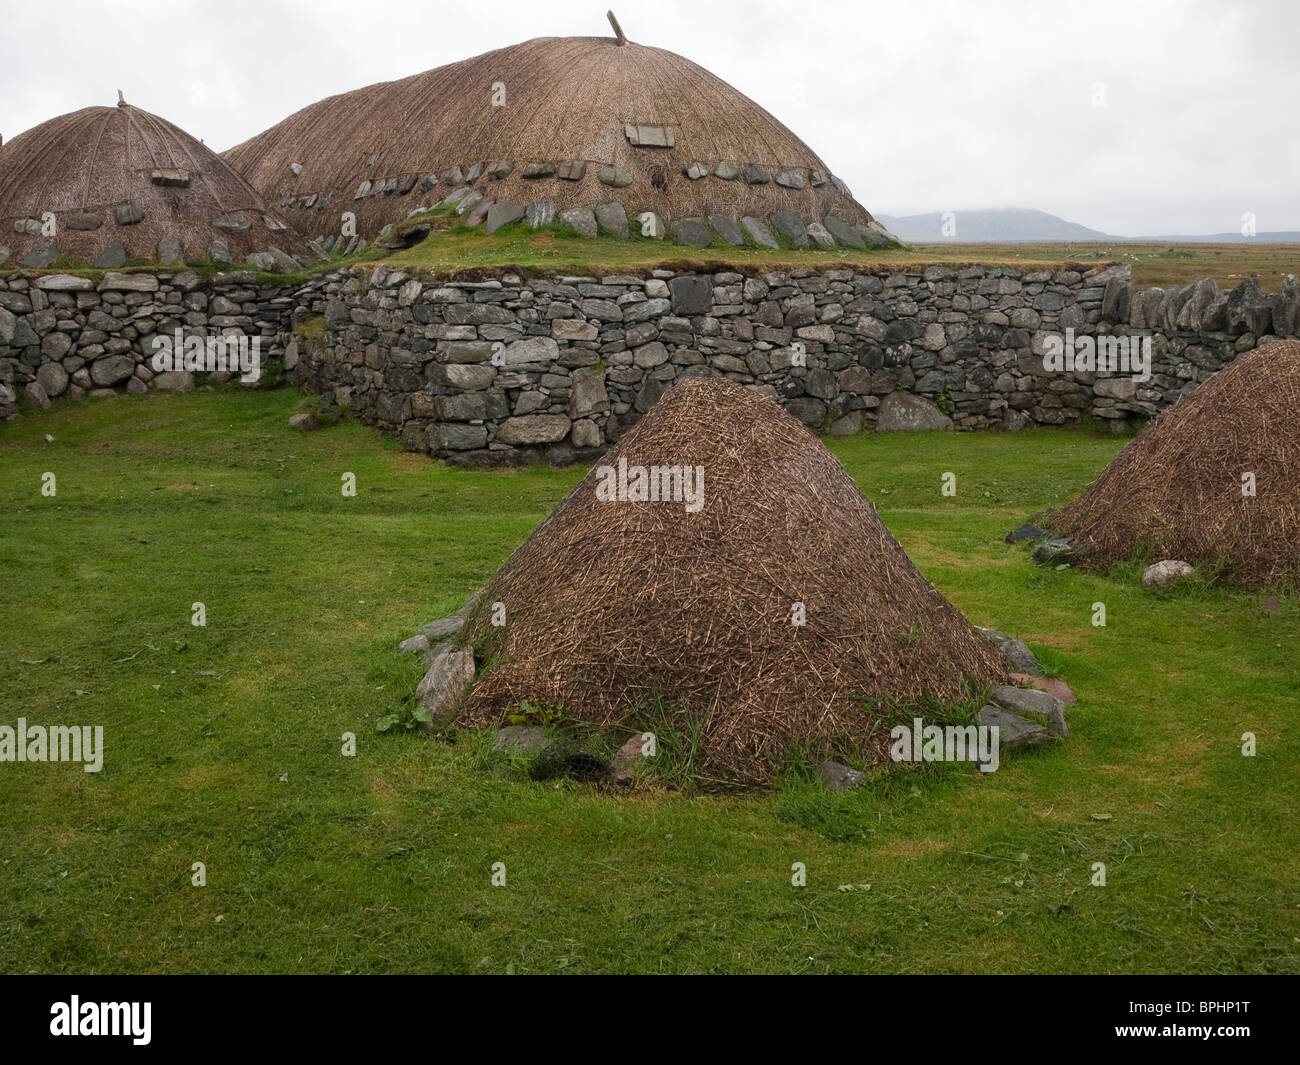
[0,100,308,268]
[455,377,1004,785]
[224,19,893,248]
[1042,340,1300,587]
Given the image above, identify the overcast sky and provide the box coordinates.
[2,0,1296,236]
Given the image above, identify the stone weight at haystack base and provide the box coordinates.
[408,376,1025,787]
[0,98,310,270]
[223,14,900,251]
[1039,339,1300,589]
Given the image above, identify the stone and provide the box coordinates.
[875,392,953,432]
[707,214,744,246]
[669,275,712,315]
[817,760,864,792]
[990,684,1068,738]
[571,418,601,448]
[484,202,525,234]
[151,168,190,187]
[436,363,496,390]
[493,726,551,756]
[684,161,709,180]
[464,162,485,184]
[769,210,809,249]
[713,160,740,181]
[1005,523,1049,544]
[455,190,484,216]
[1008,673,1077,706]
[806,222,836,247]
[64,211,102,231]
[609,733,650,785]
[742,164,770,185]
[89,355,135,387]
[670,218,712,246]
[211,213,250,234]
[36,362,69,398]
[152,371,195,392]
[503,335,559,367]
[21,243,56,268]
[556,160,587,181]
[595,202,628,237]
[414,648,475,723]
[157,236,183,265]
[35,274,93,291]
[23,381,51,410]
[41,332,72,359]
[976,705,1051,751]
[526,202,555,228]
[432,423,489,451]
[552,318,599,341]
[209,240,231,263]
[1142,560,1194,588]
[597,166,633,188]
[98,271,158,292]
[94,243,127,269]
[828,410,863,436]
[114,202,145,225]
[568,367,610,416]
[741,216,778,250]
[999,638,1044,675]
[422,615,466,641]
[495,414,571,445]
[288,411,321,431]
[559,207,598,238]
[1032,538,1075,565]
[774,168,805,190]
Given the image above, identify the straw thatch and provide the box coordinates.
[455,377,1005,786]
[223,31,879,241]
[1042,340,1300,588]
[0,101,307,266]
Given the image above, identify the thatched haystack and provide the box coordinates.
[223,19,895,250]
[0,100,309,269]
[454,377,1004,785]
[1042,340,1300,588]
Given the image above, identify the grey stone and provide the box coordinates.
[484,202,525,234]
[90,355,135,387]
[976,705,1051,751]
[713,160,740,181]
[152,371,195,392]
[414,648,475,723]
[742,165,770,185]
[707,214,744,246]
[816,759,864,791]
[526,202,555,228]
[493,726,551,756]
[774,168,805,190]
[875,392,953,431]
[557,160,587,181]
[454,190,483,216]
[485,161,513,181]
[503,335,559,367]
[98,271,158,292]
[559,207,598,238]
[568,367,610,417]
[990,685,1067,738]
[35,274,93,291]
[23,381,51,410]
[670,218,712,246]
[1000,638,1044,675]
[820,216,871,249]
[1142,560,1194,588]
[806,222,836,248]
[669,275,713,315]
[597,166,633,188]
[35,361,68,398]
[94,243,127,269]
[288,411,321,431]
[495,414,571,445]
[114,202,145,226]
[211,213,250,234]
[1032,538,1075,565]
[64,211,102,231]
[522,162,556,179]
[1005,523,1049,544]
[595,202,629,237]
[157,236,183,265]
[769,210,809,249]
[741,216,778,249]
[209,240,231,263]
[21,243,56,268]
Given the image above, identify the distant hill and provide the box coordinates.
[1136,231,1300,243]
[875,208,1111,242]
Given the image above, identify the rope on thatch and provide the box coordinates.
[453,377,1005,786]
[1042,340,1300,587]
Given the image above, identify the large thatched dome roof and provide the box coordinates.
[223,27,886,246]
[0,101,308,268]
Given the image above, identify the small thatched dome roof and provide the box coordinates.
[0,101,308,269]
[224,28,885,245]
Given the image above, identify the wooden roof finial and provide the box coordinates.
[117,89,125,106]
[607,10,627,44]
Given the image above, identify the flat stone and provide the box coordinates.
[414,648,475,724]
[598,166,633,188]
[774,168,805,190]
[98,271,158,292]
[822,215,866,249]
[454,190,483,216]
[114,202,145,226]
[816,759,864,792]
[669,275,713,315]
[63,211,102,231]
[742,165,770,185]
[522,162,556,179]
[484,202,524,233]
[670,218,712,246]
[806,221,836,247]
[976,705,1051,751]
[990,685,1068,738]
[556,160,587,181]
[1008,673,1077,706]
[875,392,953,431]
[1006,523,1050,544]
[94,243,127,268]
[211,213,250,234]
[89,354,135,387]
[559,207,598,238]
[741,216,778,249]
[714,160,740,180]
[1142,560,1194,587]
[21,243,56,268]
[769,210,809,249]
[495,414,571,445]
[35,274,93,291]
[157,236,183,265]
[595,202,628,237]
[526,202,555,228]
[152,371,195,392]
[1032,538,1075,565]
[707,214,744,246]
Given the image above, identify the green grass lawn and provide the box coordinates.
[1,390,1296,974]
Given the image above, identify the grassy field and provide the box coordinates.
[0,390,1296,974]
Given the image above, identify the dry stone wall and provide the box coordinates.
[3,262,1297,463]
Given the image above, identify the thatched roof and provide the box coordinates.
[1043,340,1300,588]
[0,101,308,268]
[454,377,1005,786]
[223,29,882,243]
